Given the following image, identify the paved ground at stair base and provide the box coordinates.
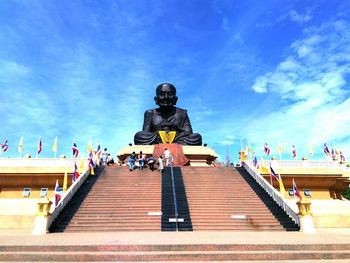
[1,229,350,246]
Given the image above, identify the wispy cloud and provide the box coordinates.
[250,19,350,154]
[0,59,29,84]
[289,10,312,24]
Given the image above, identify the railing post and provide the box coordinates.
[32,197,52,235]
[296,200,315,233]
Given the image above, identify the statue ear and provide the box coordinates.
[154,96,158,105]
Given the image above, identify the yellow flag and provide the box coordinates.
[309,143,313,156]
[52,136,58,153]
[63,172,68,191]
[17,136,24,153]
[248,141,252,156]
[87,139,92,153]
[278,174,286,196]
[277,143,283,155]
[78,157,84,174]
[260,155,270,174]
[335,147,340,156]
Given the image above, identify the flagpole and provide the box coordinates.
[269,174,272,186]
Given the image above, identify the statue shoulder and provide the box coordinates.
[144,109,157,115]
[175,107,188,115]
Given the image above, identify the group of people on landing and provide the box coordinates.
[127,148,172,173]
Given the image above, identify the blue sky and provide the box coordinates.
[1,0,350,162]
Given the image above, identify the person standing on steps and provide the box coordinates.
[138,151,145,170]
[102,148,108,166]
[164,148,171,166]
[128,151,136,171]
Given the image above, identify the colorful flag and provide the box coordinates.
[52,136,58,153]
[324,143,330,156]
[96,143,101,158]
[72,161,79,183]
[1,139,8,152]
[253,154,260,169]
[270,165,286,195]
[292,145,297,158]
[264,143,271,156]
[277,143,283,156]
[88,150,95,175]
[270,166,280,181]
[293,178,302,201]
[37,137,42,155]
[309,143,313,156]
[17,136,24,153]
[54,179,61,207]
[340,151,346,162]
[72,140,79,158]
[331,148,336,159]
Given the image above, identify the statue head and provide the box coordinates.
[154,83,178,108]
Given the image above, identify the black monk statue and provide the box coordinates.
[134,83,202,145]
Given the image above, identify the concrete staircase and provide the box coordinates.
[56,166,162,232]
[1,243,350,261]
[181,166,298,231]
[50,165,298,232]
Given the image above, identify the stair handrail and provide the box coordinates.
[168,154,179,231]
[47,167,90,229]
[243,161,300,226]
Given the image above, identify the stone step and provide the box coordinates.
[53,166,162,232]
[3,244,350,252]
[2,248,350,261]
[181,167,291,231]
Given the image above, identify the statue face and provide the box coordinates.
[155,84,178,107]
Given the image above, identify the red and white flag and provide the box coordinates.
[292,145,297,158]
[264,143,271,156]
[54,180,62,206]
[293,178,302,201]
[37,137,42,155]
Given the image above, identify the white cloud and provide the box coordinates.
[252,75,268,93]
[289,10,312,24]
[249,20,350,155]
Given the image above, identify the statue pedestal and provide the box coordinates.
[117,144,217,166]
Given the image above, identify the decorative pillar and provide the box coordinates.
[296,200,315,233]
[32,198,53,235]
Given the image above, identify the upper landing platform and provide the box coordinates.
[117,144,218,166]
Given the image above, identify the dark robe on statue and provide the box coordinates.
[134,107,202,145]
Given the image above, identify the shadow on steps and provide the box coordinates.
[49,166,105,233]
[235,166,300,231]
